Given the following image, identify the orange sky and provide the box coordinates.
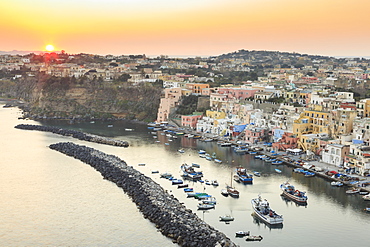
[1,0,370,57]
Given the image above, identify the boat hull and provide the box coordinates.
[281,190,308,204]
[251,198,283,225]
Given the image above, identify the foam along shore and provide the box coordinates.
[49,142,236,247]
[15,124,129,147]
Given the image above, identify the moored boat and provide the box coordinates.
[219,215,234,221]
[251,194,283,225]
[275,168,282,174]
[331,181,344,187]
[346,188,360,194]
[280,181,308,204]
[181,163,203,179]
[235,231,250,237]
[221,189,229,196]
[227,185,240,198]
[197,203,215,210]
[363,194,370,200]
[235,167,253,184]
[245,235,263,241]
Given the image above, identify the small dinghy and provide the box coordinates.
[235,231,250,237]
[245,235,263,241]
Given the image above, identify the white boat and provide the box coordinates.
[219,215,234,221]
[253,171,261,177]
[362,194,370,200]
[331,181,344,187]
[275,168,282,174]
[125,128,134,131]
[221,189,229,196]
[365,207,370,212]
[202,197,217,205]
[251,195,283,225]
[214,159,222,164]
[245,235,263,241]
[235,231,250,237]
[346,188,360,194]
[211,180,219,186]
[197,203,215,210]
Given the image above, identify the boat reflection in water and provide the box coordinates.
[280,195,308,208]
[251,214,284,230]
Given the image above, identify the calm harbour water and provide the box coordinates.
[1,105,369,247]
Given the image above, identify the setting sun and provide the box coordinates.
[45,44,54,52]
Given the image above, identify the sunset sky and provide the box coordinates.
[1,0,370,57]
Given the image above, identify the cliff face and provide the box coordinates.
[2,77,162,122]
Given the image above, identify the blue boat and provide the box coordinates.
[236,167,253,184]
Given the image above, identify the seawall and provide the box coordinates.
[49,142,237,247]
[15,124,129,147]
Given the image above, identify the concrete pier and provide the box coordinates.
[49,142,237,247]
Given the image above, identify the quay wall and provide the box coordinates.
[15,124,129,147]
[49,142,237,247]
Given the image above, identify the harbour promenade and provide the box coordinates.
[164,125,370,194]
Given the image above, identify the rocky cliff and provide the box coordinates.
[1,76,162,122]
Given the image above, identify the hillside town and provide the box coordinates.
[1,50,370,177]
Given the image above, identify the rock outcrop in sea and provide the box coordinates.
[14,124,129,147]
[49,142,237,247]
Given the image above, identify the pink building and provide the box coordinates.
[181,115,203,129]
[217,88,259,100]
[244,128,265,144]
[156,88,182,123]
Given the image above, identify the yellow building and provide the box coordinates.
[205,110,226,119]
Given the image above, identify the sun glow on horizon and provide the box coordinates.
[45,44,54,52]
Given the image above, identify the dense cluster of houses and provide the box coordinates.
[1,51,370,176]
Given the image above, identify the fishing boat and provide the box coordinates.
[212,180,219,186]
[227,172,240,197]
[227,185,240,198]
[275,168,282,174]
[219,215,234,221]
[198,150,206,154]
[180,163,203,179]
[251,194,283,225]
[235,167,253,184]
[235,231,250,237]
[245,235,263,242]
[280,181,308,204]
[183,188,193,192]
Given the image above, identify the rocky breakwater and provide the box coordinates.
[49,142,237,247]
[15,124,129,147]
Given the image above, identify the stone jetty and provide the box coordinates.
[49,142,237,247]
[15,124,129,147]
